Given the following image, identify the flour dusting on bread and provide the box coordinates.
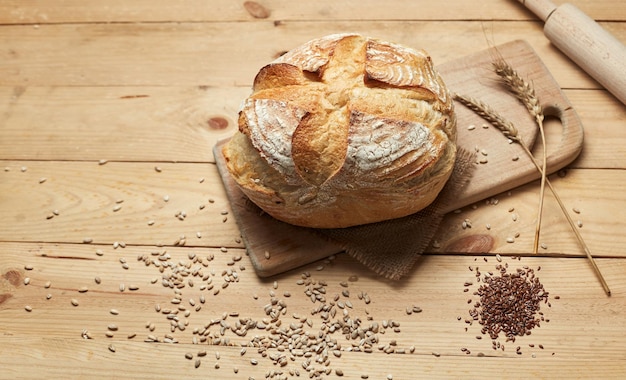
[223,34,456,228]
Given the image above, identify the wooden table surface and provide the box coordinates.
[1,1,625,379]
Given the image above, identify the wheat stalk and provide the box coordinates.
[492,59,547,255]
[454,93,611,296]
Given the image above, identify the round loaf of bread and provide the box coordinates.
[222,33,456,228]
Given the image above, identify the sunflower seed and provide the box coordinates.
[71,299,79,306]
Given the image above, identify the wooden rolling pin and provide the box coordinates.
[517,0,626,105]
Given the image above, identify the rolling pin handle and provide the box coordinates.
[517,0,557,22]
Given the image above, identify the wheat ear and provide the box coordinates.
[454,93,611,296]
[492,59,547,255]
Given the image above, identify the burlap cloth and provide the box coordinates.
[317,147,476,280]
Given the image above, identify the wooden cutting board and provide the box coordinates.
[213,39,584,277]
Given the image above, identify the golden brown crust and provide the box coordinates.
[223,34,456,228]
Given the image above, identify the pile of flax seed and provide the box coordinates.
[462,255,557,356]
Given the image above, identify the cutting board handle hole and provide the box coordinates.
[530,110,563,162]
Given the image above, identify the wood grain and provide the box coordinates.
[1,88,623,166]
[432,168,626,257]
[0,161,243,248]
[0,86,244,162]
[0,0,624,23]
[0,0,624,377]
[2,21,623,88]
[1,243,624,378]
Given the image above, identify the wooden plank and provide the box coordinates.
[0,162,623,258]
[0,161,243,248]
[0,87,622,168]
[0,86,246,162]
[565,89,626,169]
[1,21,622,88]
[0,337,624,379]
[0,243,624,378]
[0,0,623,24]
